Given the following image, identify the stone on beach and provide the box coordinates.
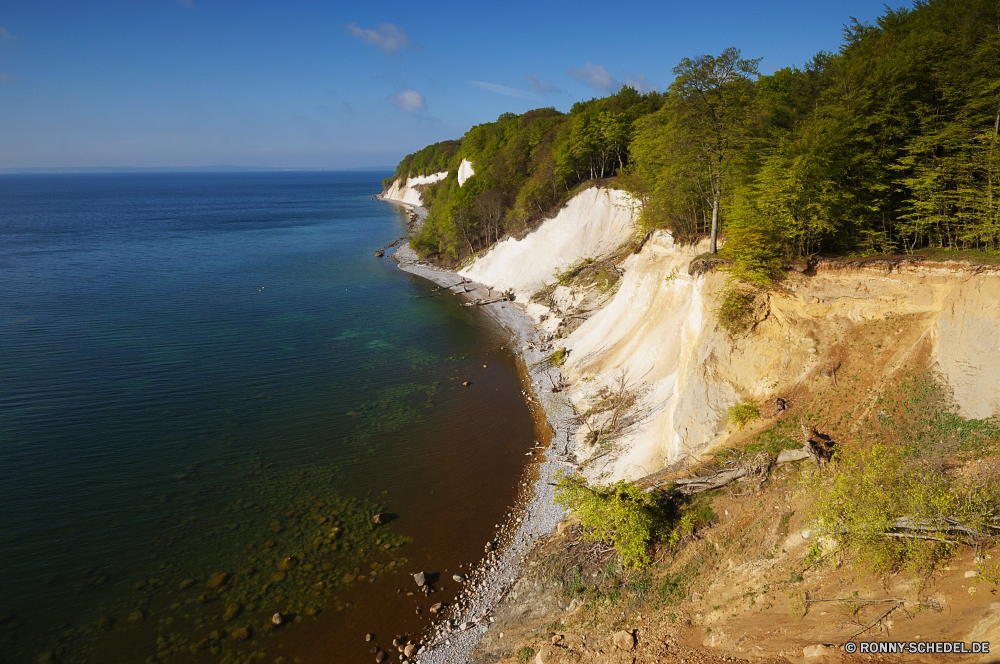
[372,513,390,525]
[413,571,427,586]
[271,612,283,625]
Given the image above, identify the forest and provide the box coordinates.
[390,0,1000,284]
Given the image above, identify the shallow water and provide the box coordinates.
[0,172,538,663]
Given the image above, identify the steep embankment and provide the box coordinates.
[456,188,1000,484]
[382,171,448,207]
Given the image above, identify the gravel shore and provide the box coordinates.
[385,200,578,664]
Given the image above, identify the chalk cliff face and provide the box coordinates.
[382,171,448,207]
[459,187,637,308]
[457,187,1000,482]
[457,159,475,187]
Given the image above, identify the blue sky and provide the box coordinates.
[0,1,893,170]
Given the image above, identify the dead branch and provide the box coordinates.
[847,601,904,640]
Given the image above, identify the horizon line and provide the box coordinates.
[0,166,396,174]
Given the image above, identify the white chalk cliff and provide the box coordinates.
[382,171,448,207]
[456,186,1000,483]
[457,159,475,187]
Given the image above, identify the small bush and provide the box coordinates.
[555,258,595,285]
[517,646,535,663]
[727,401,760,430]
[554,472,662,568]
[547,348,566,366]
[715,283,765,337]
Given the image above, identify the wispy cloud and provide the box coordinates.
[526,73,564,95]
[469,81,538,101]
[624,73,658,93]
[346,23,411,56]
[0,26,18,42]
[343,101,353,114]
[566,62,621,93]
[389,89,426,113]
[0,72,15,83]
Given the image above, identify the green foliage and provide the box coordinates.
[809,444,1000,574]
[555,257,595,285]
[714,283,765,337]
[397,0,1000,266]
[545,348,566,367]
[516,646,535,663]
[657,573,689,605]
[554,472,662,568]
[727,401,761,430]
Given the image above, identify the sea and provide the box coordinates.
[0,171,539,664]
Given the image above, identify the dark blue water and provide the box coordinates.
[0,172,537,664]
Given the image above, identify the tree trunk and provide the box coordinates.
[710,195,720,254]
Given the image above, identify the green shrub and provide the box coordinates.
[517,646,535,663]
[714,283,765,337]
[554,472,661,568]
[727,401,760,430]
[809,444,1000,574]
[548,348,566,366]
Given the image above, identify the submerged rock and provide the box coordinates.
[222,603,240,621]
[205,573,228,589]
[277,557,298,571]
[231,627,250,640]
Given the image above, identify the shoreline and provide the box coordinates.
[381,197,578,664]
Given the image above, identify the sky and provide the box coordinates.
[0,1,895,170]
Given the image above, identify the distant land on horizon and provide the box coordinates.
[0,166,395,174]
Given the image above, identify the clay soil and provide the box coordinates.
[470,312,1000,664]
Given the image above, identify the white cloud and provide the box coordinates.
[526,73,563,95]
[625,73,658,93]
[566,62,621,93]
[0,26,18,42]
[346,23,411,56]
[390,89,426,113]
[0,72,14,83]
[469,81,538,100]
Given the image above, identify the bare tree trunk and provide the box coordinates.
[710,195,720,254]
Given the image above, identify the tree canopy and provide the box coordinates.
[390,0,1000,271]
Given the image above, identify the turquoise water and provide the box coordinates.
[0,172,538,663]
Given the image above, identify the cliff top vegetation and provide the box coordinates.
[388,0,999,275]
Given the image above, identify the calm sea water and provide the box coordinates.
[0,172,538,664]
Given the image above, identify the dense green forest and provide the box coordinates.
[389,0,1000,279]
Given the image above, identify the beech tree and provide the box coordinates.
[669,48,761,253]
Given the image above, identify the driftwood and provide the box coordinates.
[461,296,510,307]
[646,452,773,495]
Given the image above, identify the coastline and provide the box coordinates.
[381,197,578,664]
